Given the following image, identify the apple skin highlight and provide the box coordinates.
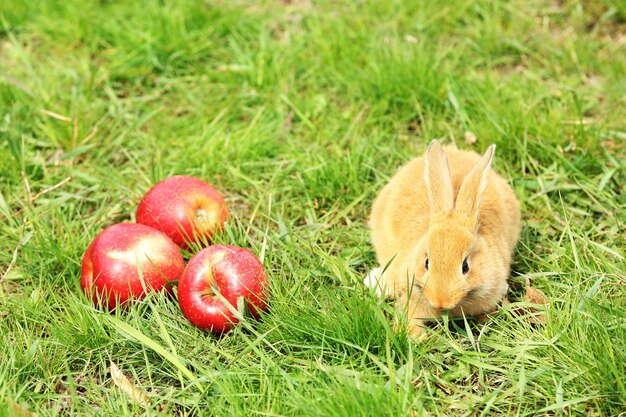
[80,223,185,310]
[177,244,268,334]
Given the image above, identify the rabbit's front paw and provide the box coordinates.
[364,267,391,298]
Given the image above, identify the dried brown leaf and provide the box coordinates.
[5,398,38,417]
[525,277,548,323]
[525,278,548,304]
[282,0,312,9]
[602,139,622,152]
[501,295,511,307]
[110,361,150,409]
[283,110,295,132]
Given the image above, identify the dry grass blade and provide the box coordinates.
[110,361,150,409]
[31,177,72,203]
[1,216,28,284]
[39,109,73,122]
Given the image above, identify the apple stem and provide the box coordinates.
[200,287,216,298]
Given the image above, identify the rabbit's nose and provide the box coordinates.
[428,297,456,312]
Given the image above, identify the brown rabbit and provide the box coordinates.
[366,140,521,337]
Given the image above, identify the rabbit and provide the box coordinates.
[367,140,521,337]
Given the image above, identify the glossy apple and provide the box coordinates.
[136,175,229,250]
[81,223,185,310]
[178,244,268,334]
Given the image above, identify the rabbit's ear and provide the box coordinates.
[424,140,454,215]
[455,144,495,225]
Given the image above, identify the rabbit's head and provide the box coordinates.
[410,141,501,314]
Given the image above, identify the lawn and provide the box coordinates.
[1,0,625,415]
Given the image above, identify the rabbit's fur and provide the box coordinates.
[368,141,521,336]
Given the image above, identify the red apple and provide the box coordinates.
[177,244,268,334]
[136,175,229,250]
[81,223,185,310]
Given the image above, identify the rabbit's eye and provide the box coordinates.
[462,258,469,274]
[424,258,429,271]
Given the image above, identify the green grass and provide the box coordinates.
[1,0,625,415]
